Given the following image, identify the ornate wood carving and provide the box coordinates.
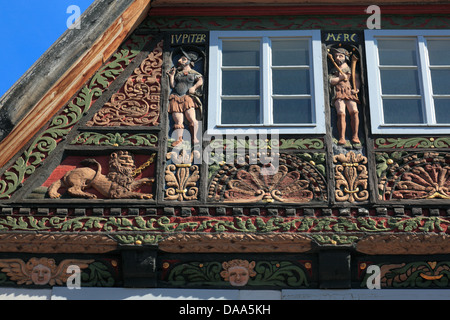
[333,151,369,202]
[360,259,450,288]
[0,234,117,254]
[0,35,151,200]
[70,132,158,147]
[87,40,163,127]
[164,150,200,201]
[375,137,450,149]
[47,151,154,199]
[208,153,327,203]
[377,152,450,201]
[357,234,450,255]
[158,233,312,253]
[0,258,93,286]
[162,259,311,288]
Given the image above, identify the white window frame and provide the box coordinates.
[207,30,325,135]
[365,29,450,134]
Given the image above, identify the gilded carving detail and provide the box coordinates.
[87,40,163,127]
[333,151,369,202]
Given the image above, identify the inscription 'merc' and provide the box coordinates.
[325,33,358,42]
[171,33,207,45]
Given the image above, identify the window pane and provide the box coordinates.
[222,41,260,66]
[427,40,450,65]
[272,39,309,66]
[383,99,424,124]
[434,99,450,123]
[272,69,310,95]
[378,39,417,66]
[222,70,260,95]
[380,69,420,95]
[221,99,260,124]
[431,69,450,95]
[273,99,312,123]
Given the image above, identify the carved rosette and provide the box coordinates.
[378,152,450,201]
[333,151,369,203]
[87,40,163,127]
[208,153,327,203]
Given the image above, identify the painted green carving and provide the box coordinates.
[207,138,323,151]
[165,261,309,287]
[277,138,324,150]
[252,261,309,287]
[0,34,152,199]
[375,137,450,149]
[311,234,360,245]
[70,132,158,147]
[167,262,223,286]
[361,261,450,288]
[81,261,115,287]
[298,153,326,176]
[113,234,164,245]
[375,151,407,178]
[0,215,449,235]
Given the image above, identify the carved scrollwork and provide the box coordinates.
[87,40,163,127]
[164,150,200,201]
[333,151,369,202]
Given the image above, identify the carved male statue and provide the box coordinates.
[167,47,203,147]
[328,47,361,145]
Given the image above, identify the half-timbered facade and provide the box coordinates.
[0,0,450,300]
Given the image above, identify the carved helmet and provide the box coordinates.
[330,47,350,61]
[180,47,201,67]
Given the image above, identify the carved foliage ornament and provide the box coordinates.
[164,260,310,288]
[87,40,163,127]
[208,153,327,203]
[333,151,369,202]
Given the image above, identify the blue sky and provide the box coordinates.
[0,1,95,97]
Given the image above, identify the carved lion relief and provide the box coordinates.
[47,151,155,199]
